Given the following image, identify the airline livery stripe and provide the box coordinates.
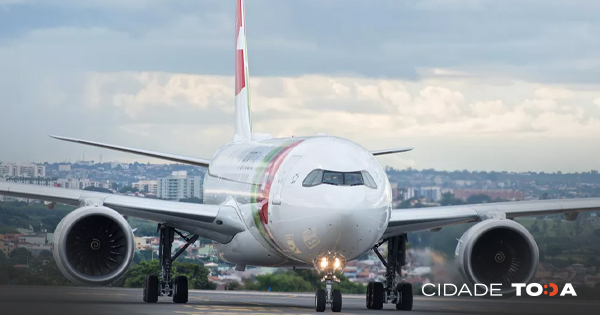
[236,50,246,95]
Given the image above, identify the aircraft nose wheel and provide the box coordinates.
[315,289,326,312]
[331,289,342,312]
[315,275,343,313]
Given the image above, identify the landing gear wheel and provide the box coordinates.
[331,289,342,312]
[315,289,326,312]
[143,275,159,303]
[372,282,384,310]
[395,283,413,311]
[173,276,188,304]
[366,282,374,309]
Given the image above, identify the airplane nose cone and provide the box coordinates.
[268,186,390,262]
[317,198,390,259]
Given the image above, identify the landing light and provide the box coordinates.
[320,257,328,268]
[315,253,346,272]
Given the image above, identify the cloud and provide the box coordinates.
[29,71,592,172]
[3,1,600,172]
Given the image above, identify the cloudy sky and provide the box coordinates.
[2,0,600,172]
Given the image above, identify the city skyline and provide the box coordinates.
[2,1,600,172]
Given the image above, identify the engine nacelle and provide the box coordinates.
[455,219,539,295]
[53,205,135,286]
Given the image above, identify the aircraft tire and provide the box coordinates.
[143,275,159,303]
[366,282,374,309]
[372,282,384,310]
[173,276,188,304]
[315,288,326,312]
[395,283,413,311]
[331,289,342,312]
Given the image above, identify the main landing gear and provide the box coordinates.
[143,224,199,304]
[366,234,413,311]
[315,273,342,312]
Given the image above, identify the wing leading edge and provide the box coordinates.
[0,182,245,243]
[370,147,414,156]
[384,197,600,239]
[50,135,211,168]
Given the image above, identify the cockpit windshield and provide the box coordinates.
[302,169,377,188]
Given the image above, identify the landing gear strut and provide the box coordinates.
[366,234,413,311]
[143,224,199,304]
[315,272,342,312]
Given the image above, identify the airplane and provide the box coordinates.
[2,0,600,312]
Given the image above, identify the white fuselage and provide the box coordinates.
[203,136,392,268]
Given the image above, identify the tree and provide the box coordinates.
[119,186,139,193]
[546,244,563,258]
[118,260,215,290]
[466,194,492,204]
[0,251,6,264]
[243,270,365,294]
[440,193,465,206]
[9,248,32,265]
[226,281,240,290]
[174,262,216,290]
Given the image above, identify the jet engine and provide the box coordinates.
[53,205,135,286]
[455,219,539,295]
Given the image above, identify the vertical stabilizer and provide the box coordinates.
[234,0,252,142]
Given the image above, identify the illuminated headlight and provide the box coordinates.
[320,257,328,268]
[315,254,346,272]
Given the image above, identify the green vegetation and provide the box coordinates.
[0,201,73,233]
[112,259,216,290]
[242,269,365,294]
[0,250,71,286]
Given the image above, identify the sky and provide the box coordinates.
[2,0,600,172]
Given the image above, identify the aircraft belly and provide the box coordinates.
[213,230,295,267]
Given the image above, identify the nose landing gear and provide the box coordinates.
[367,234,413,311]
[315,273,342,313]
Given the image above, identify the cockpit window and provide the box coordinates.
[323,171,344,186]
[344,172,364,186]
[302,169,323,187]
[302,169,376,188]
[361,171,377,189]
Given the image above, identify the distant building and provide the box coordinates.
[454,189,525,201]
[415,187,442,201]
[133,180,158,194]
[135,236,153,250]
[58,164,71,172]
[5,176,58,187]
[0,238,11,256]
[157,171,202,200]
[57,178,110,190]
[0,163,45,178]
[18,234,47,246]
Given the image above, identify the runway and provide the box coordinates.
[0,286,598,315]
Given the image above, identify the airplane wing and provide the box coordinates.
[0,182,245,243]
[50,135,211,168]
[383,198,600,239]
[370,147,414,156]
